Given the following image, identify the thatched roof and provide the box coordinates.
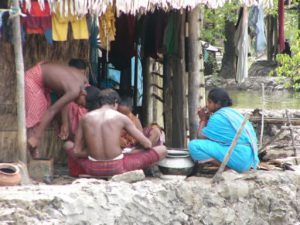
[20,0,273,18]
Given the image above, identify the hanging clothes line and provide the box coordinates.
[18,0,274,18]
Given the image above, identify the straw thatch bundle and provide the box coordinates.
[0,33,89,162]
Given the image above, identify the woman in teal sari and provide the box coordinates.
[188,88,259,173]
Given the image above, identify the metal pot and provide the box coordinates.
[158,149,195,176]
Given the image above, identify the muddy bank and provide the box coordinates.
[1,170,300,225]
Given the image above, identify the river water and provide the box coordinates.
[224,89,300,109]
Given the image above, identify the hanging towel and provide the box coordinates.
[234,7,249,83]
[52,2,88,41]
[249,4,267,55]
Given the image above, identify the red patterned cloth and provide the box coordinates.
[67,102,87,138]
[65,148,160,177]
[25,63,51,128]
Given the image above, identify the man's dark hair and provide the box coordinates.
[119,96,133,109]
[68,58,87,70]
[85,86,101,111]
[98,88,121,106]
[208,88,233,107]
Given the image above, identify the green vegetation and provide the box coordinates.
[274,37,300,89]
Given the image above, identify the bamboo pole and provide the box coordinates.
[259,83,265,148]
[11,1,27,164]
[213,114,249,183]
[286,109,298,164]
[188,5,203,140]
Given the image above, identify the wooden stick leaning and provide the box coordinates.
[212,114,250,183]
[259,83,265,148]
[286,109,298,165]
[259,129,284,153]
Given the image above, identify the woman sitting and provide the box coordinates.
[188,88,259,173]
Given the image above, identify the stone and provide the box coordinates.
[111,170,145,183]
[1,171,300,224]
[28,158,54,182]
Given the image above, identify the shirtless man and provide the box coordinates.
[25,62,89,157]
[64,89,167,177]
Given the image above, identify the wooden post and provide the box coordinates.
[199,7,206,108]
[188,5,203,140]
[142,57,153,126]
[172,11,187,148]
[267,15,274,61]
[11,1,27,164]
[163,56,173,146]
[213,114,250,183]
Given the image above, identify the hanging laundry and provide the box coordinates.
[52,2,89,41]
[21,1,52,44]
[248,4,266,55]
[109,13,135,70]
[0,11,5,39]
[1,11,13,42]
[99,5,116,50]
[234,6,249,84]
[163,11,181,56]
[89,16,100,85]
[142,9,168,59]
[278,0,285,52]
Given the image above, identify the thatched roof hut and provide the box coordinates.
[0,0,272,162]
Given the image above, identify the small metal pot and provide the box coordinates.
[158,150,195,176]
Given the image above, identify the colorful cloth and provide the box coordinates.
[99,5,116,50]
[25,63,51,128]
[67,102,87,138]
[21,1,52,43]
[52,11,88,41]
[189,107,259,173]
[143,125,165,146]
[65,148,160,177]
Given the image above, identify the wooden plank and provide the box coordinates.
[250,117,300,125]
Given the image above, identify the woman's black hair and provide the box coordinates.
[208,88,233,107]
[98,88,121,106]
[68,58,87,70]
[85,86,101,111]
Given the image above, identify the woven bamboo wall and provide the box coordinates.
[0,33,89,162]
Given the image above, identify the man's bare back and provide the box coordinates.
[42,63,88,95]
[74,105,152,160]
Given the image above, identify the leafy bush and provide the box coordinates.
[274,39,300,90]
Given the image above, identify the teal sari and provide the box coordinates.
[189,107,259,172]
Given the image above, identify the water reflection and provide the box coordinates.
[207,89,300,109]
